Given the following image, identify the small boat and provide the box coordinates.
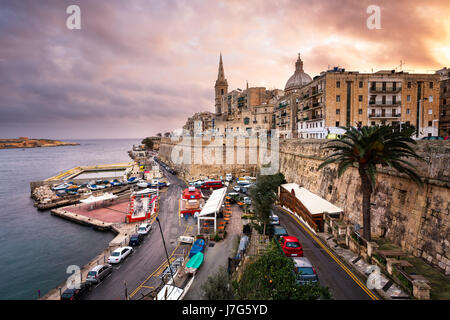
[127,177,137,184]
[110,180,122,187]
[87,184,98,190]
[52,183,70,191]
[189,239,205,258]
[66,184,79,190]
[137,181,149,188]
[185,252,204,273]
[96,185,106,189]
[134,188,157,195]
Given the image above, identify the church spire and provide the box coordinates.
[295,52,304,72]
[217,52,225,81]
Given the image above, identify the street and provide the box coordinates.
[273,206,378,300]
[83,168,194,300]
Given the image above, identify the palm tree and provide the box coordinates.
[318,125,423,241]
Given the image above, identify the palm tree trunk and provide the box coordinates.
[359,168,373,241]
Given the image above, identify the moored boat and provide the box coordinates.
[185,252,204,274]
[189,238,205,258]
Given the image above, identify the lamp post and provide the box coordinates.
[156,217,175,285]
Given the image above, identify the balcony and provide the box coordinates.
[369,87,402,93]
[369,113,401,118]
[303,106,310,111]
[369,101,401,107]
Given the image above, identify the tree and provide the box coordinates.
[249,173,286,236]
[318,125,423,241]
[156,133,162,137]
[164,132,171,137]
[201,266,235,300]
[235,241,331,300]
[141,137,154,150]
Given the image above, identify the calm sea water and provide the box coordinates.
[0,139,140,300]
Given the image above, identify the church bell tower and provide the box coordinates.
[214,53,228,116]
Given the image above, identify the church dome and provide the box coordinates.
[284,54,312,92]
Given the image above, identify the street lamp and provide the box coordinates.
[155,217,175,285]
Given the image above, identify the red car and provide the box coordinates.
[280,236,303,257]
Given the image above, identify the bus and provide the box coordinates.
[201,180,224,189]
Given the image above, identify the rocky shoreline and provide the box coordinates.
[0,137,79,149]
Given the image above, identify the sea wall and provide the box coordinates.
[159,137,450,275]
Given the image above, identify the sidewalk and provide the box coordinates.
[316,232,409,300]
[183,204,243,299]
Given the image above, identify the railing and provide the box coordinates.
[369,113,401,118]
[369,87,402,93]
[369,101,401,106]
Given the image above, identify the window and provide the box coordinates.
[392,96,397,104]
[428,109,432,115]
[336,81,340,88]
[406,108,410,114]
[444,98,447,105]
[407,95,411,102]
[336,95,341,102]
[359,95,363,102]
[382,96,386,104]
[429,95,433,102]
[359,109,363,114]
[429,82,433,89]
[359,81,363,88]
[336,109,340,115]
[407,82,411,88]
[428,121,432,126]
[336,121,340,127]
[371,121,376,126]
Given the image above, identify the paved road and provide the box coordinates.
[273,207,378,300]
[83,165,193,300]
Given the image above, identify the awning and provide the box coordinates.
[198,187,227,217]
[280,183,342,215]
[80,192,117,204]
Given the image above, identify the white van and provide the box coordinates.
[226,173,233,182]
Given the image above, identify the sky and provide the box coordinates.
[0,0,449,139]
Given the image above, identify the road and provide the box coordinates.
[83,166,194,300]
[273,207,379,300]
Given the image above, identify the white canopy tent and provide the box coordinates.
[197,187,227,234]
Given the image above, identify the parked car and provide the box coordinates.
[292,257,318,285]
[443,136,450,140]
[233,185,241,192]
[273,225,288,240]
[243,197,251,205]
[86,264,113,284]
[128,233,144,246]
[107,246,133,264]
[270,212,280,225]
[137,223,152,235]
[280,236,303,257]
[60,282,92,300]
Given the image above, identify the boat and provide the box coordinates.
[87,184,98,190]
[127,177,137,184]
[110,179,122,187]
[137,181,149,188]
[189,239,205,258]
[96,185,106,189]
[185,252,204,273]
[52,183,70,191]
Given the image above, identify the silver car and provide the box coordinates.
[86,264,112,284]
[292,257,318,285]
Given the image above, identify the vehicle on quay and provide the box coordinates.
[137,223,152,235]
[226,173,233,182]
[60,282,92,300]
[107,246,133,264]
[233,185,241,192]
[236,179,251,186]
[201,180,224,189]
[273,225,288,240]
[444,136,450,140]
[86,264,113,284]
[280,236,303,257]
[243,197,251,205]
[137,181,149,188]
[292,257,318,285]
[128,233,145,246]
[226,192,239,204]
[270,212,280,225]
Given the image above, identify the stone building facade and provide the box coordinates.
[182,111,214,136]
[436,67,450,136]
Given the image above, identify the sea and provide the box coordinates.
[0,139,140,300]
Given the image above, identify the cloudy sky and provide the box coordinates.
[0,0,449,139]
